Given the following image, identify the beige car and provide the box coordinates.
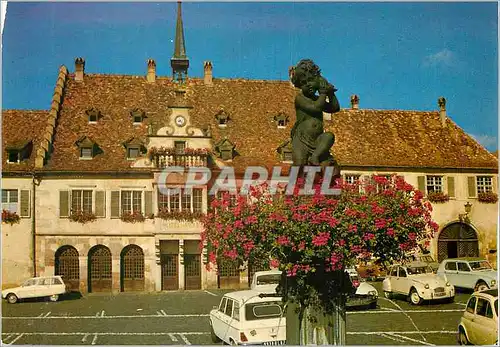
[2,276,68,304]
[458,289,498,345]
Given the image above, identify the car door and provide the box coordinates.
[393,267,408,294]
[473,297,497,345]
[37,278,52,297]
[18,278,37,299]
[212,297,228,341]
[462,295,477,342]
[443,261,458,285]
[457,262,474,289]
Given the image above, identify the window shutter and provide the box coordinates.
[95,190,106,217]
[417,176,426,194]
[467,177,477,198]
[111,191,120,218]
[447,177,455,198]
[59,190,70,218]
[20,190,30,218]
[144,191,153,217]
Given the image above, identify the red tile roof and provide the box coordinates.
[2,110,50,173]
[5,69,499,173]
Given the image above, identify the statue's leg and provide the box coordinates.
[292,136,310,166]
[310,132,335,165]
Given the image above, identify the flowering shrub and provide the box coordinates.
[201,174,438,316]
[157,208,203,221]
[2,210,20,225]
[148,147,210,158]
[121,211,146,223]
[478,191,498,203]
[69,210,97,224]
[426,191,450,203]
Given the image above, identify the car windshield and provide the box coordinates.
[245,301,284,321]
[407,266,433,275]
[256,274,281,286]
[469,261,492,271]
[22,279,37,287]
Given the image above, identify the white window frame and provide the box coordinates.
[127,146,141,160]
[426,175,443,193]
[70,189,94,214]
[80,147,93,159]
[133,115,143,125]
[2,189,19,213]
[120,190,144,215]
[157,187,203,213]
[476,176,493,194]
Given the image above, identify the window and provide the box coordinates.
[245,301,283,321]
[485,300,494,319]
[477,176,493,193]
[282,151,293,162]
[133,115,143,124]
[232,302,240,321]
[193,189,203,213]
[22,279,37,287]
[398,268,407,277]
[80,147,93,159]
[170,191,180,211]
[2,189,18,213]
[157,188,203,213]
[121,191,142,214]
[345,175,361,185]
[466,296,477,313]
[445,262,457,271]
[374,175,391,192]
[495,299,498,317]
[40,278,54,286]
[390,267,398,277]
[221,150,232,161]
[426,176,443,193]
[219,298,227,313]
[181,189,191,211]
[127,147,140,159]
[457,262,471,272]
[277,119,286,127]
[7,150,20,163]
[476,298,489,317]
[174,141,186,154]
[71,190,93,213]
[88,114,98,123]
[225,299,234,317]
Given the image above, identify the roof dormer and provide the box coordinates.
[274,112,289,128]
[130,108,146,125]
[214,138,236,161]
[5,140,33,164]
[123,137,146,160]
[215,109,230,128]
[86,108,102,123]
[75,136,100,159]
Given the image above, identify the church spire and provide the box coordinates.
[171,1,189,83]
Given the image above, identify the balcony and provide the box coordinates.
[149,147,210,168]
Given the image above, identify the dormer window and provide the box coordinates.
[130,108,146,125]
[274,112,289,129]
[6,140,32,164]
[123,137,146,160]
[277,139,293,163]
[76,136,99,160]
[215,110,230,128]
[221,149,232,161]
[127,147,140,159]
[86,108,102,124]
[214,138,236,161]
[175,141,186,154]
[283,150,293,162]
[7,150,20,163]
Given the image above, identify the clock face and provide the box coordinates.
[175,115,186,127]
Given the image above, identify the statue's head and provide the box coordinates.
[290,59,321,89]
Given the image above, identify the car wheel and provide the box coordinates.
[6,293,18,304]
[229,339,237,346]
[210,324,221,343]
[409,289,422,305]
[383,291,392,299]
[458,327,469,345]
[49,294,59,302]
[474,281,489,292]
[369,302,377,309]
[446,296,455,303]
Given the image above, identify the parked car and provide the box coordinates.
[356,259,387,281]
[2,276,68,304]
[458,289,498,345]
[382,262,455,305]
[408,253,439,273]
[437,258,497,292]
[252,269,378,309]
[209,290,286,345]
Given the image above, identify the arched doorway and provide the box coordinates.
[88,245,112,293]
[55,246,80,292]
[438,222,479,262]
[120,245,144,292]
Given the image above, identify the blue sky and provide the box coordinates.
[2,1,498,151]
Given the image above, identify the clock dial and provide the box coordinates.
[175,116,186,127]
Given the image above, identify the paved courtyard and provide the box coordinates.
[2,283,470,345]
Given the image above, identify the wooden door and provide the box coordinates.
[55,246,80,292]
[218,261,240,289]
[121,245,145,292]
[161,254,179,290]
[184,254,201,290]
[88,246,112,292]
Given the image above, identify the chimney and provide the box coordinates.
[350,94,359,109]
[438,96,447,127]
[203,61,213,85]
[147,59,156,83]
[75,57,85,82]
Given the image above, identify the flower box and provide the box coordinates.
[69,210,97,224]
[2,210,20,225]
[426,191,450,203]
[157,208,203,222]
[121,211,146,223]
[478,191,498,203]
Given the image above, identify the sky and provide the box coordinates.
[1,1,498,152]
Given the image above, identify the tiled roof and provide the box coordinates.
[7,69,499,173]
[2,110,50,173]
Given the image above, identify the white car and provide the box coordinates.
[458,289,498,345]
[437,258,497,291]
[250,270,281,293]
[382,262,455,305]
[2,276,68,304]
[209,290,286,345]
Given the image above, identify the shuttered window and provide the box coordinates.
[476,176,493,194]
[2,189,18,213]
[447,176,455,198]
[60,190,105,218]
[71,190,93,213]
[121,191,142,214]
[467,176,477,198]
[426,176,443,193]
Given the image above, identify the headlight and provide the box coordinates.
[368,290,378,297]
[424,284,430,289]
[491,280,496,286]
[446,282,451,286]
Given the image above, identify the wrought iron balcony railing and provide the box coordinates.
[153,153,209,168]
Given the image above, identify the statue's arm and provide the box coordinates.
[324,92,340,113]
[295,94,327,114]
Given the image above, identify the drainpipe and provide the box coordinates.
[31,173,41,277]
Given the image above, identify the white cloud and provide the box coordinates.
[423,49,456,67]
[470,133,498,149]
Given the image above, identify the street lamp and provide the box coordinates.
[459,202,472,223]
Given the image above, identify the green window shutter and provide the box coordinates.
[110,191,120,218]
[417,176,426,194]
[144,191,153,217]
[95,190,106,217]
[59,190,69,218]
[447,177,455,198]
[20,190,30,218]
[467,176,477,198]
